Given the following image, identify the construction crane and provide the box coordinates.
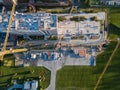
[0,0,27,60]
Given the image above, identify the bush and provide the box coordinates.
[48,36,58,40]
[90,16,98,21]
[83,10,94,13]
[30,36,44,40]
[58,16,66,22]
[70,16,86,22]
[0,61,3,66]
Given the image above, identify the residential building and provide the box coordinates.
[7,80,38,90]
[31,80,38,90]
[101,0,120,6]
[24,81,31,90]
[24,80,38,90]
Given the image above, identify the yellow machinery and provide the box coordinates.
[0,0,27,60]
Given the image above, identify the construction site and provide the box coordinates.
[1,0,119,90]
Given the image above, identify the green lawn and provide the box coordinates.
[109,8,120,40]
[110,8,120,28]
[0,66,50,90]
[90,0,100,5]
[3,54,15,67]
[56,42,117,90]
[97,44,120,90]
[0,55,51,90]
[79,0,90,8]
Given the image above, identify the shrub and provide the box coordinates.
[70,16,86,22]
[58,16,66,22]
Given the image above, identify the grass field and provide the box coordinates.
[0,66,51,90]
[90,0,99,5]
[56,42,117,90]
[0,55,51,90]
[97,43,120,90]
[3,54,15,66]
[108,8,120,40]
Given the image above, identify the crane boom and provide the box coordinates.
[13,0,17,5]
[0,0,27,61]
[2,2,16,51]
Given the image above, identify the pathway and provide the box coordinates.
[94,41,120,90]
[37,54,92,90]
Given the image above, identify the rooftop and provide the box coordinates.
[0,12,57,35]
[57,12,105,35]
[0,12,105,36]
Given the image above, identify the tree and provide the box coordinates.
[58,16,66,22]
[48,35,58,40]
[90,16,98,21]
[0,70,2,76]
[0,60,3,66]
[85,0,90,6]
[70,16,86,22]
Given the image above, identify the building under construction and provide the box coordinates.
[0,11,58,47]
[0,12,57,35]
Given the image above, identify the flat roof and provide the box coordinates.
[0,12,57,35]
[57,13,105,35]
